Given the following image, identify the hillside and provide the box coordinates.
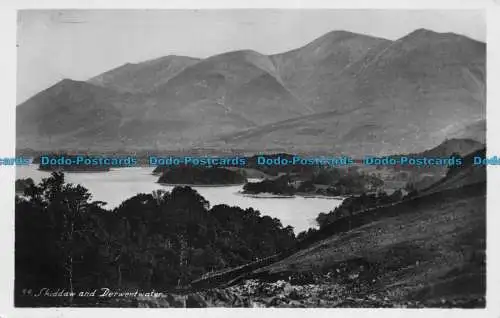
[420,147,486,194]
[449,119,486,144]
[213,29,486,155]
[392,137,484,172]
[237,184,485,307]
[143,50,311,125]
[411,138,484,158]
[381,138,485,191]
[17,29,486,155]
[89,55,201,93]
[16,79,126,150]
[101,160,485,307]
[270,30,391,112]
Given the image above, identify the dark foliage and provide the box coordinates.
[243,169,384,197]
[15,173,296,306]
[243,175,295,195]
[314,190,403,230]
[15,178,34,193]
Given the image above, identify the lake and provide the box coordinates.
[16,165,343,233]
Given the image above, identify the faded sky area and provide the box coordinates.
[17,9,486,103]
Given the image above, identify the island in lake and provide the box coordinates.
[241,169,385,198]
[157,166,247,186]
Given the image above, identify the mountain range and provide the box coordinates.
[16,28,486,156]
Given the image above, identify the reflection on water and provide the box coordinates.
[16,165,343,233]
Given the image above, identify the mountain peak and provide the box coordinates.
[400,28,449,41]
[56,78,78,85]
[142,54,200,65]
[51,78,88,91]
[409,28,437,35]
[211,49,264,59]
[311,30,369,45]
[324,30,361,37]
[319,29,392,43]
[402,28,480,42]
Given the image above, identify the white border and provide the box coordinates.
[1,1,499,318]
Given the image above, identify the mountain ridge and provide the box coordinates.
[16,28,486,154]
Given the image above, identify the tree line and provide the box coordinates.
[15,172,296,306]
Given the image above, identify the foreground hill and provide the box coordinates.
[235,184,485,307]
[105,168,485,307]
[17,29,485,155]
[175,148,486,307]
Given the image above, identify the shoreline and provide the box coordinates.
[236,191,347,200]
[236,192,295,198]
[157,182,246,188]
[37,169,110,173]
[296,193,348,200]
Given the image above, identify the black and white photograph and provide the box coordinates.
[12,8,488,309]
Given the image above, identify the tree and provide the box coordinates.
[16,174,299,305]
[16,173,107,305]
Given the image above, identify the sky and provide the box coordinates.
[17,9,486,104]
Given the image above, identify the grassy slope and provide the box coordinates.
[250,183,485,306]
[129,183,485,308]
[179,148,487,307]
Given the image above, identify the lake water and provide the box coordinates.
[16,165,343,233]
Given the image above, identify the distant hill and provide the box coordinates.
[393,138,484,167]
[420,147,486,195]
[16,79,125,150]
[412,138,484,158]
[17,29,485,155]
[213,29,485,156]
[270,30,391,112]
[449,119,486,144]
